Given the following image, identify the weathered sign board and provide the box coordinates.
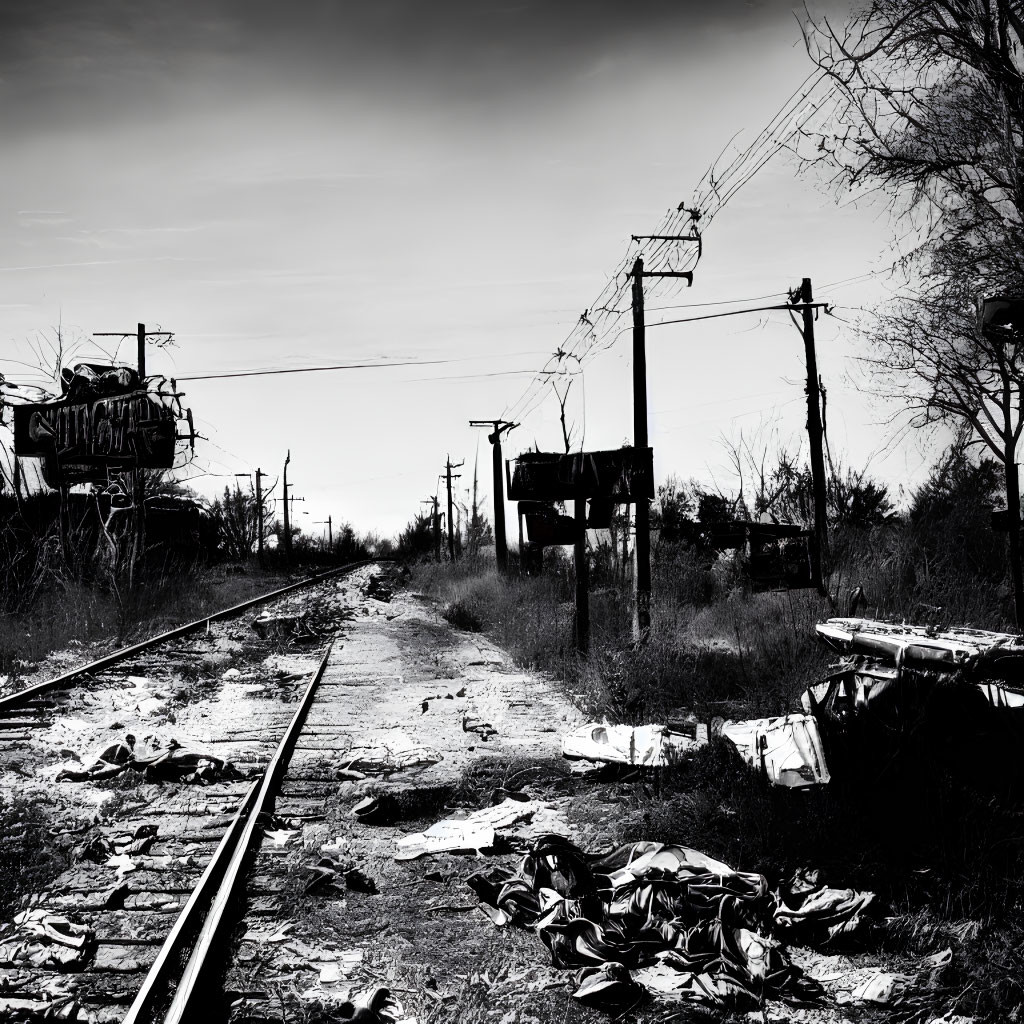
[13,368,192,489]
[506,447,654,503]
[981,295,1024,336]
[14,391,178,465]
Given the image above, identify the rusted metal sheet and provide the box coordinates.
[506,447,654,502]
[981,295,1024,336]
[524,509,577,546]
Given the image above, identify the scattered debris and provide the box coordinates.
[0,911,96,970]
[468,834,875,1011]
[304,856,378,895]
[55,734,240,784]
[719,714,831,788]
[462,713,497,741]
[561,721,706,767]
[74,823,159,862]
[335,733,442,776]
[774,867,875,942]
[808,949,952,1008]
[804,618,1024,787]
[352,795,396,825]
[363,574,394,602]
[394,797,545,860]
[252,614,304,640]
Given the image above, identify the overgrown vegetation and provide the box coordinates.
[0,471,378,678]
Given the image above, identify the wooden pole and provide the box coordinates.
[282,451,291,561]
[631,258,652,636]
[491,424,509,573]
[799,278,828,592]
[433,497,442,562]
[446,458,455,561]
[470,420,514,574]
[137,323,146,383]
[445,457,462,561]
[574,492,589,655]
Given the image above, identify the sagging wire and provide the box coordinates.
[503,71,837,435]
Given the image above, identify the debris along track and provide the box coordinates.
[122,642,335,1024]
[0,558,381,713]
[0,561,391,1024]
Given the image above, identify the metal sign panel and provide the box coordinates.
[982,295,1024,336]
[507,447,654,502]
[13,390,178,468]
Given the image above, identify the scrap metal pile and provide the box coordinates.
[563,618,1024,791]
[806,618,1024,788]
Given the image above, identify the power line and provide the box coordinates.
[178,359,450,381]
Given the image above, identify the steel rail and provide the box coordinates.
[124,641,335,1024]
[0,558,379,712]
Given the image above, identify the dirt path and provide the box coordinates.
[226,575,601,1023]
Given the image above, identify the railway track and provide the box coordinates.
[0,560,395,1024]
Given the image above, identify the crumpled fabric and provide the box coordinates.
[0,995,90,1023]
[467,834,833,1011]
[0,912,95,970]
[774,883,875,943]
[56,737,238,785]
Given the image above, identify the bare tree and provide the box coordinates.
[551,380,576,454]
[804,0,1024,624]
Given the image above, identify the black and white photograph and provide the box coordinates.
[0,1,1020,1021]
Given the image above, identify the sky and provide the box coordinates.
[0,0,940,540]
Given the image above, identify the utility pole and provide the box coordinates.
[88,324,173,584]
[574,488,590,655]
[434,498,442,562]
[631,257,651,636]
[628,226,699,636]
[94,324,173,384]
[282,450,292,561]
[792,278,829,593]
[469,419,516,574]
[445,456,463,561]
[423,496,442,562]
[314,516,332,553]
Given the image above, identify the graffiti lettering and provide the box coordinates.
[14,391,180,468]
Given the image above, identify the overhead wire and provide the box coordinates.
[500,68,839,436]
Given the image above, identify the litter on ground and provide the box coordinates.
[394,797,546,860]
[55,734,239,784]
[719,714,831,788]
[468,833,876,1012]
[561,722,706,767]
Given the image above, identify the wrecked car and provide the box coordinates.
[803,618,1024,790]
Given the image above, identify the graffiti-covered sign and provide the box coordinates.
[506,447,654,502]
[13,390,179,467]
